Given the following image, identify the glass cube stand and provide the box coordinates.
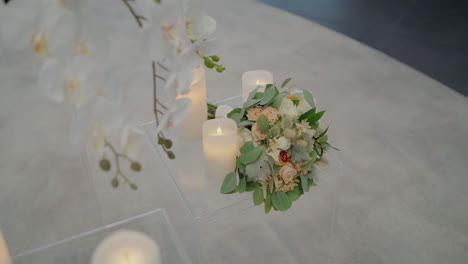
[12,209,192,264]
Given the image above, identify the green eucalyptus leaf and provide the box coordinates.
[271,191,292,211]
[237,176,246,193]
[300,173,309,192]
[245,152,272,181]
[302,90,316,109]
[253,186,264,205]
[253,92,264,99]
[287,186,302,201]
[259,86,279,105]
[320,141,339,150]
[281,77,292,88]
[257,114,270,134]
[266,84,274,89]
[240,141,254,153]
[237,158,246,171]
[227,108,242,118]
[301,160,314,170]
[239,146,265,164]
[308,177,317,187]
[238,120,253,127]
[246,86,260,103]
[264,190,272,213]
[220,172,237,194]
[271,92,288,109]
[246,181,258,191]
[310,149,318,162]
[230,113,244,124]
[243,99,261,109]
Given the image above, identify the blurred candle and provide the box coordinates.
[91,230,160,264]
[0,231,12,264]
[178,66,207,139]
[203,118,238,179]
[242,70,273,102]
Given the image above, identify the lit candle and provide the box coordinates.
[0,231,12,264]
[242,70,273,102]
[203,118,238,180]
[91,230,160,264]
[177,66,207,139]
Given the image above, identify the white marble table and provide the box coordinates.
[1,0,467,263]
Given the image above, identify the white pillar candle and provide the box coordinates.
[0,231,12,264]
[203,118,238,179]
[177,66,207,139]
[91,230,160,264]
[242,70,273,102]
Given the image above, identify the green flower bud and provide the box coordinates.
[131,162,142,172]
[158,136,164,145]
[216,65,224,73]
[204,59,215,68]
[211,55,220,62]
[100,159,111,171]
[130,183,138,190]
[167,151,175,160]
[111,178,119,188]
[164,139,173,149]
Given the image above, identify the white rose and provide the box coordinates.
[237,127,253,146]
[277,136,291,150]
[215,105,234,118]
[278,98,297,117]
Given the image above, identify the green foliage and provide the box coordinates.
[230,112,244,124]
[203,55,225,72]
[271,92,287,109]
[131,162,141,172]
[300,173,310,192]
[281,77,292,88]
[237,158,246,171]
[287,186,302,201]
[238,120,253,127]
[237,176,246,193]
[264,189,272,213]
[240,141,254,153]
[243,99,261,109]
[227,108,242,118]
[245,152,272,181]
[239,146,265,165]
[259,85,279,105]
[253,92,264,99]
[291,144,312,163]
[302,90,316,109]
[220,172,237,194]
[246,181,258,191]
[111,178,119,188]
[257,114,270,134]
[299,108,325,127]
[253,186,264,205]
[271,191,292,211]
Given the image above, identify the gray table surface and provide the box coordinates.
[1,0,467,263]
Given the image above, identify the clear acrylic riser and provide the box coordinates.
[142,95,344,223]
[12,209,192,264]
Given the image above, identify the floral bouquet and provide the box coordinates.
[216,78,337,213]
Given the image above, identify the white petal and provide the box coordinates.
[38,59,64,102]
[195,14,216,37]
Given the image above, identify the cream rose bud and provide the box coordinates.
[215,105,234,118]
[251,123,267,141]
[283,128,296,139]
[262,106,278,124]
[277,136,291,150]
[296,139,308,148]
[247,106,264,121]
[279,163,298,183]
[278,98,298,117]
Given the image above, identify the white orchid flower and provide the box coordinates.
[0,0,78,61]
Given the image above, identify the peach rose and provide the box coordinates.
[262,106,278,124]
[251,123,267,141]
[247,106,264,121]
[279,163,298,183]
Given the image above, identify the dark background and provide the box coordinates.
[260,0,468,96]
[3,0,467,96]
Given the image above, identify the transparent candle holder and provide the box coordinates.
[12,209,192,264]
[142,95,343,222]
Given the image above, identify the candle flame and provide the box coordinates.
[256,80,260,85]
[217,126,222,135]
